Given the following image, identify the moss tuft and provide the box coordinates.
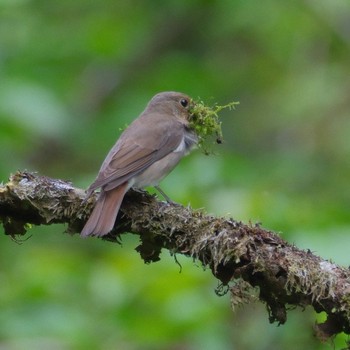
[189,99,239,154]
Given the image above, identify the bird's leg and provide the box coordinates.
[154,185,174,204]
[82,189,96,204]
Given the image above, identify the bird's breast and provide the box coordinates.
[130,128,197,189]
[131,151,184,188]
[182,128,198,154]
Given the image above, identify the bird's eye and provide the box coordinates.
[180,98,188,108]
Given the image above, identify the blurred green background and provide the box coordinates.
[1,0,350,349]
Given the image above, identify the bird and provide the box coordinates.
[81,91,198,237]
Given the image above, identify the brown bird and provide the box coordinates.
[81,91,198,237]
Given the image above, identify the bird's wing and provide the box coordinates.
[88,113,184,192]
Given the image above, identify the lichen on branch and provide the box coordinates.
[1,171,350,345]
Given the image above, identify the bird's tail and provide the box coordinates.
[81,182,128,237]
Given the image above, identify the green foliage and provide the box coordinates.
[1,0,350,349]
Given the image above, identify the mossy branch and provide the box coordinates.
[1,171,350,343]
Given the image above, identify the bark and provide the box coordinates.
[1,171,350,342]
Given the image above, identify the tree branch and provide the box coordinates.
[1,171,350,341]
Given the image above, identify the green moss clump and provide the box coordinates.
[189,99,239,154]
